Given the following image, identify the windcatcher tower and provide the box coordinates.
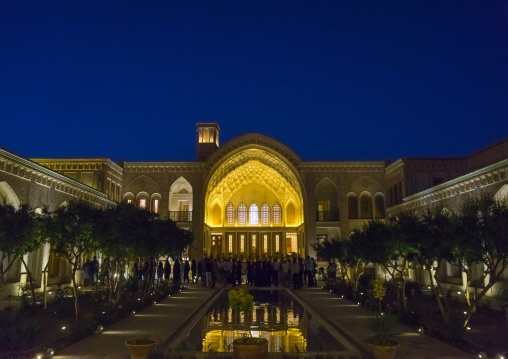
[196,122,220,161]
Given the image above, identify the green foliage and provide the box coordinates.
[365,313,399,346]
[2,320,43,350]
[372,276,386,301]
[228,287,254,314]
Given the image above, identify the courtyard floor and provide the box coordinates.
[42,282,473,359]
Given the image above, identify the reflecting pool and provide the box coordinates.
[177,289,347,353]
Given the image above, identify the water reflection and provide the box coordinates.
[178,289,345,353]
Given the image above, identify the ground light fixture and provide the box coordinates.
[95,325,104,334]
[131,310,136,316]
[46,348,54,357]
[418,326,424,334]
[478,353,487,359]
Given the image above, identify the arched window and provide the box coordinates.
[261,203,270,226]
[226,203,235,225]
[249,203,259,226]
[360,194,373,219]
[348,196,358,219]
[238,203,247,226]
[273,203,282,226]
[374,195,385,218]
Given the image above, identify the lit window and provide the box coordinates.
[261,203,270,226]
[252,235,256,250]
[249,203,259,226]
[228,234,233,253]
[275,235,280,253]
[127,199,132,204]
[264,235,268,253]
[240,235,245,253]
[238,203,247,226]
[273,203,281,226]
[139,198,146,209]
[226,203,235,225]
[153,199,159,213]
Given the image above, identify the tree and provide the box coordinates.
[0,204,41,305]
[49,200,102,322]
[351,219,416,311]
[414,207,456,324]
[453,194,508,326]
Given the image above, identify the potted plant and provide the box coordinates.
[228,287,268,359]
[365,313,399,359]
[125,337,157,359]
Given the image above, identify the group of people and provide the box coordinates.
[193,255,320,289]
[82,255,338,290]
[132,257,198,287]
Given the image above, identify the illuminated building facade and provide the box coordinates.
[0,122,507,297]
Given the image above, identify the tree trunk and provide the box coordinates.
[20,257,37,306]
[430,267,450,324]
[70,261,80,323]
[42,261,49,310]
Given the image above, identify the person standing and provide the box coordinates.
[173,258,181,286]
[164,258,171,281]
[184,260,191,283]
[157,261,164,284]
[191,259,197,283]
[327,259,337,283]
[205,258,213,287]
[305,256,314,287]
[272,258,280,287]
[291,258,300,289]
[235,259,242,286]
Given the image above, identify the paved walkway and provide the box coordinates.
[53,285,220,359]
[292,286,472,359]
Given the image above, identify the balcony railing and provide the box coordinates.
[316,210,340,222]
[169,211,192,222]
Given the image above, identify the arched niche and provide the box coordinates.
[494,184,508,202]
[347,193,358,219]
[315,177,339,221]
[0,181,20,209]
[169,176,193,212]
[204,148,304,228]
[373,192,386,218]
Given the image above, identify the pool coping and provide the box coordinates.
[162,286,361,358]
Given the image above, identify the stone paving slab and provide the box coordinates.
[53,285,218,359]
[293,287,473,359]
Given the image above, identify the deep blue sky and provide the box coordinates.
[1,1,507,162]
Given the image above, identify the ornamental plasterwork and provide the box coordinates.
[389,159,508,213]
[0,151,112,207]
[206,134,302,168]
[170,177,193,194]
[206,149,302,208]
[207,149,300,191]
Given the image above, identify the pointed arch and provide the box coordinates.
[359,191,373,219]
[0,181,20,209]
[315,177,339,221]
[286,201,297,226]
[226,203,235,226]
[347,193,358,219]
[260,202,270,226]
[272,203,282,226]
[249,203,259,226]
[494,184,508,202]
[169,176,193,213]
[238,203,247,226]
[374,192,386,218]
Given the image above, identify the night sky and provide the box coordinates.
[1,1,507,163]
